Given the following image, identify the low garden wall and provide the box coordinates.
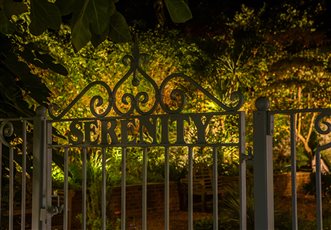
[109,182,180,217]
[274,172,311,197]
[67,172,311,228]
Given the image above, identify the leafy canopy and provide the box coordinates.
[0,0,192,51]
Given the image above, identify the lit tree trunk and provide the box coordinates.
[295,86,316,166]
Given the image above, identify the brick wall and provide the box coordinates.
[69,182,180,229]
[273,172,311,197]
[68,173,311,229]
[109,182,180,217]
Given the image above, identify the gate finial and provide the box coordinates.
[255,97,270,111]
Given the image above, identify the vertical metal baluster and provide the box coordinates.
[239,111,247,230]
[290,114,298,230]
[102,147,107,230]
[82,148,87,230]
[9,147,14,230]
[213,147,218,230]
[46,121,53,229]
[164,147,169,230]
[142,148,148,230]
[316,149,323,230]
[21,121,27,230]
[188,147,193,230]
[121,147,127,230]
[64,148,69,230]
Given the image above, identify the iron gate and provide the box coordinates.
[0,47,247,230]
[253,98,331,230]
[1,47,330,230]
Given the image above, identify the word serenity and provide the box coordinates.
[67,113,227,146]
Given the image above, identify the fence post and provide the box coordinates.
[253,97,274,230]
[32,106,47,229]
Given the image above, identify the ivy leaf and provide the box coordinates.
[29,0,61,35]
[109,11,131,43]
[164,0,192,23]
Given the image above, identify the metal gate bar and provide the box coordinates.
[142,148,148,230]
[64,147,69,230]
[290,114,298,230]
[82,147,87,230]
[102,147,107,230]
[239,111,246,230]
[212,147,218,230]
[316,149,323,229]
[46,122,52,229]
[164,147,170,230]
[188,147,193,230]
[9,147,14,230]
[21,121,27,230]
[121,147,127,230]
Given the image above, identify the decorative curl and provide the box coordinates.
[160,87,186,114]
[121,93,135,115]
[315,112,331,135]
[229,91,245,111]
[48,44,244,118]
[135,92,152,114]
[112,45,158,116]
[122,55,134,66]
[314,111,331,152]
[0,121,14,147]
[160,73,244,113]
[90,94,113,118]
[49,81,112,120]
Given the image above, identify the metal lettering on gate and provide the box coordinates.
[0,44,246,230]
[46,44,246,230]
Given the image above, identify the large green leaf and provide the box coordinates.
[164,0,192,23]
[91,29,109,47]
[29,0,61,35]
[71,0,92,51]
[71,17,91,51]
[109,11,131,43]
[71,0,91,51]
[89,0,115,35]
[18,43,68,76]
[0,10,15,34]
[55,0,77,16]
[3,0,27,17]
[34,52,68,76]
[3,53,51,104]
[71,0,117,51]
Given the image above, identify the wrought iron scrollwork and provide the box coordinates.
[48,44,244,120]
[0,121,14,147]
[314,111,331,151]
[315,111,331,135]
[159,73,244,113]
[49,81,113,120]
[112,43,159,116]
